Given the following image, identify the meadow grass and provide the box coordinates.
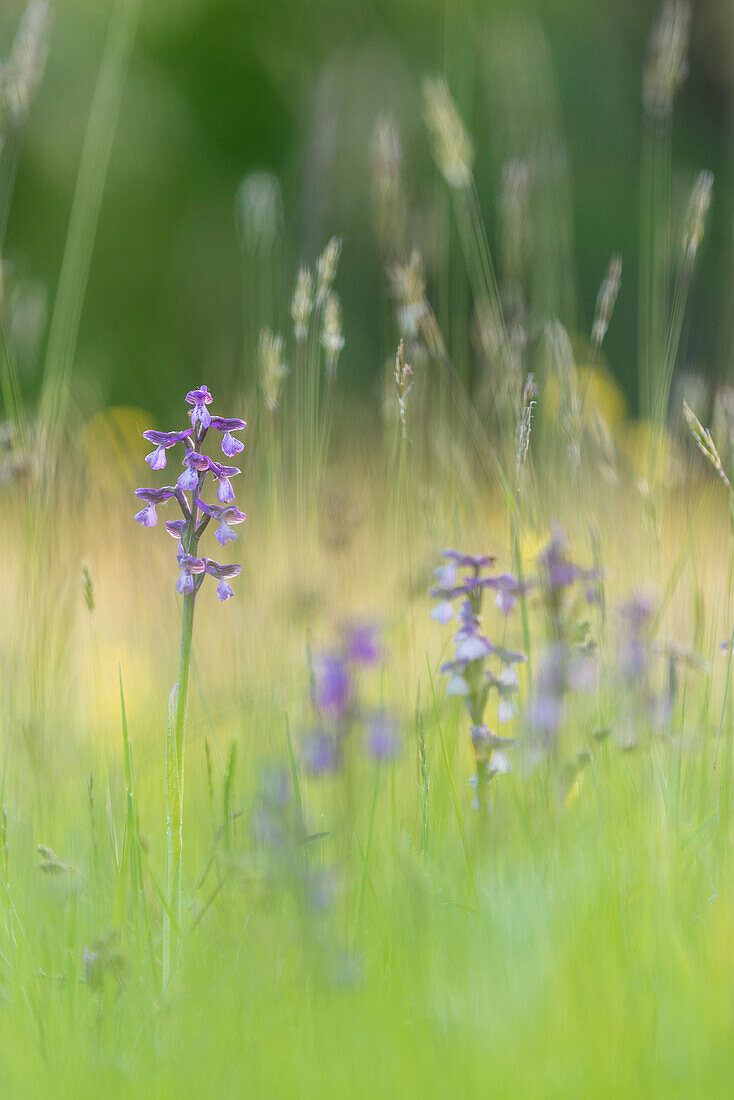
[2,442,734,1096]
[3,0,734,1095]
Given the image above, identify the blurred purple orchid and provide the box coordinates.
[313,654,352,721]
[303,623,399,775]
[345,622,381,666]
[430,548,526,808]
[524,526,600,756]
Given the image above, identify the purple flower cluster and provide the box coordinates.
[430,550,526,804]
[527,527,598,749]
[615,591,686,745]
[303,623,399,771]
[535,525,601,634]
[529,643,594,744]
[619,592,655,688]
[134,386,246,601]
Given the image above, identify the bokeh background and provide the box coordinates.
[1,0,733,422]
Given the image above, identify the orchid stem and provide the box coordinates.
[163,586,196,989]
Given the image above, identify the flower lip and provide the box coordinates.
[208,460,241,503]
[455,635,492,662]
[431,600,455,624]
[177,451,212,491]
[434,563,457,587]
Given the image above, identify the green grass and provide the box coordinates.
[1,458,733,1097]
[1,676,734,1096]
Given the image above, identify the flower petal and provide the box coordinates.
[430,600,455,625]
[134,503,157,527]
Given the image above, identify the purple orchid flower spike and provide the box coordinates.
[196,498,247,546]
[134,384,245,601]
[300,623,391,777]
[366,712,400,761]
[303,731,339,775]
[345,622,381,667]
[537,525,600,593]
[203,558,242,601]
[134,486,176,526]
[143,428,194,470]
[134,384,246,985]
[210,416,246,457]
[186,385,214,429]
[430,547,525,810]
[313,654,352,720]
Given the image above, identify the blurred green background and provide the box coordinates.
[2,0,733,420]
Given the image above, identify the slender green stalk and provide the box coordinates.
[427,659,476,901]
[163,588,195,989]
[353,765,380,944]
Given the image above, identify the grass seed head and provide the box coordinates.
[423,76,474,190]
[643,0,691,119]
[591,254,622,350]
[682,170,713,264]
[316,236,342,304]
[321,292,345,380]
[291,267,314,342]
[258,328,288,412]
[0,0,52,127]
[683,400,732,493]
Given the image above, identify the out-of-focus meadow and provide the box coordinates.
[3,0,734,1095]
